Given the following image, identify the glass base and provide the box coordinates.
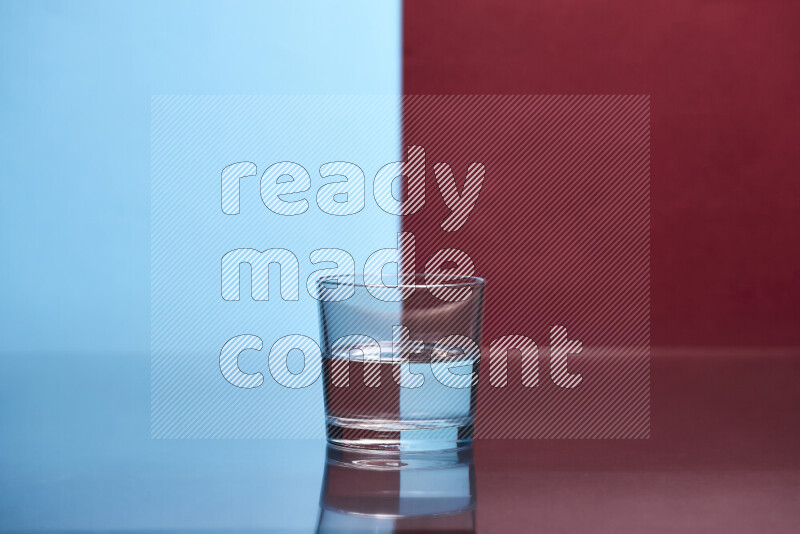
[318,443,476,530]
[326,417,474,452]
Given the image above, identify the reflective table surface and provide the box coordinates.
[1,348,798,532]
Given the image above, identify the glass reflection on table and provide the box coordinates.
[316,444,476,533]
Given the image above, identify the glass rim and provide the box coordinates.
[317,273,485,289]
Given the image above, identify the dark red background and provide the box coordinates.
[403,0,800,347]
[402,3,799,530]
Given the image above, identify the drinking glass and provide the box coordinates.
[318,274,485,451]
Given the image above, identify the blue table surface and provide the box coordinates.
[0,352,330,532]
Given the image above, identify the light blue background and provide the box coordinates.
[0,1,400,530]
[0,0,400,354]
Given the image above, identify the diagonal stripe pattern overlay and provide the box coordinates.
[402,95,650,439]
[151,95,649,439]
[151,95,401,439]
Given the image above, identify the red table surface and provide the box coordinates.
[473,347,799,532]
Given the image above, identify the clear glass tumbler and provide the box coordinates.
[318,274,485,451]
